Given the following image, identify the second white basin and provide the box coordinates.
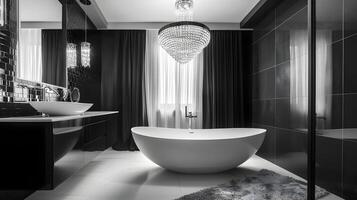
[29,101,93,116]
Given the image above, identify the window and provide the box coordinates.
[158,46,197,108]
[144,30,203,128]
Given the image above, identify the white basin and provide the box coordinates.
[29,101,93,116]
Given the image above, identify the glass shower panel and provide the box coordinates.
[315,0,357,199]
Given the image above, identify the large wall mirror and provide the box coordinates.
[18,0,66,88]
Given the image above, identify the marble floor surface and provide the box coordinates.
[27,149,343,200]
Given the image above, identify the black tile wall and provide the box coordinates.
[330,41,343,94]
[275,31,290,64]
[275,0,307,27]
[252,10,275,42]
[255,124,276,162]
[344,0,357,38]
[275,98,290,129]
[252,67,275,99]
[316,133,343,197]
[253,31,275,72]
[252,99,275,126]
[251,0,309,183]
[275,128,307,178]
[344,35,357,93]
[275,62,290,98]
[0,0,17,103]
[316,0,357,198]
[343,94,357,128]
[342,140,357,199]
[251,0,357,197]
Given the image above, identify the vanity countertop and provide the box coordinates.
[0,111,118,122]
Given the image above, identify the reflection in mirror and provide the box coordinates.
[66,0,95,70]
[18,0,65,88]
[288,29,308,129]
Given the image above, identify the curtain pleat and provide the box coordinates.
[42,30,66,87]
[101,30,147,150]
[203,31,252,128]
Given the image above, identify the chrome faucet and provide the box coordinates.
[42,86,60,101]
[185,106,197,133]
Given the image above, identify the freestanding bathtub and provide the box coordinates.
[131,127,266,173]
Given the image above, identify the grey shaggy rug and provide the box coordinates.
[175,169,329,200]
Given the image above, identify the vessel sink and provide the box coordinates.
[29,101,93,116]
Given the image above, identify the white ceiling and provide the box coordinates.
[19,0,260,29]
[19,0,62,22]
[94,0,260,23]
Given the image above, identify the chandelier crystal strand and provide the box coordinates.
[81,42,90,67]
[66,43,77,68]
[158,0,210,64]
[81,14,91,67]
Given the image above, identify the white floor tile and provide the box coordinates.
[26,149,343,200]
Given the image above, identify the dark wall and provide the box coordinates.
[67,30,101,110]
[315,0,357,199]
[65,0,100,110]
[66,0,95,30]
[250,0,357,199]
[0,0,17,103]
[251,0,308,178]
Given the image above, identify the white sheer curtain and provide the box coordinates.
[145,30,203,129]
[18,29,42,82]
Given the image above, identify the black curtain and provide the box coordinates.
[101,30,147,150]
[42,30,66,87]
[203,31,252,128]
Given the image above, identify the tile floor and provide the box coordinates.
[27,149,342,200]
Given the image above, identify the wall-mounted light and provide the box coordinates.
[0,0,6,27]
[66,43,77,68]
[80,42,90,68]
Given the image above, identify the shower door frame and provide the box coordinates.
[307,0,316,199]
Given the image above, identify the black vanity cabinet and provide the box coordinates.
[0,111,118,191]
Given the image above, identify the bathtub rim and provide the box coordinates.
[131,127,266,141]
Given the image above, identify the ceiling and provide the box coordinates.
[19,0,261,28]
[94,0,260,23]
[19,0,62,22]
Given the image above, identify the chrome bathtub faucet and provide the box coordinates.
[185,106,197,133]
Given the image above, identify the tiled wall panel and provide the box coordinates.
[0,0,17,103]
[251,0,309,180]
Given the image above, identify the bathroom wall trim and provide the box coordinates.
[21,22,62,29]
[240,0,283,28]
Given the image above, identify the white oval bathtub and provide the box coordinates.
[131,127,266,174]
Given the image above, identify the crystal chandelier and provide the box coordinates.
[66,43,77,68]
[158,0,210,64]
[81,42,90,67]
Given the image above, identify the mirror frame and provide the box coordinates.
[15,0,67,89]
